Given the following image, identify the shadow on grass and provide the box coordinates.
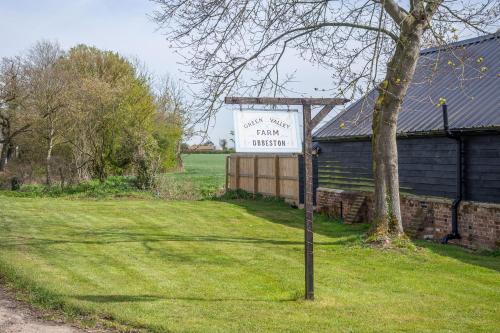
[221,198,367,242]
[222,199,500,272]
[0,199,370,255]
[72,294,297,303]
[0,233,353,249]
[415,240,500,272]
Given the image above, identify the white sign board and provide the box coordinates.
[233,109,302,153]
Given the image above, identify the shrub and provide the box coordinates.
[2,176,149,199]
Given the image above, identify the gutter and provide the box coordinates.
[441,104,462,243]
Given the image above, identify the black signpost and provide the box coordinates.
[225,97,348,300]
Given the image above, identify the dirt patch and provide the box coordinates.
[0,286,105,333]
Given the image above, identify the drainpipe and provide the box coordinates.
[441,104,462,243]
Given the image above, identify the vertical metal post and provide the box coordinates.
[302,104,314,300]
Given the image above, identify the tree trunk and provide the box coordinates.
[370,94,388,237]
[46,120,55,186]
[0,114,11,172]
[0,141,9,172]
[176,140,183,171]
[97,153,106,182]
[369,22,424,240]
[46,137,54,186]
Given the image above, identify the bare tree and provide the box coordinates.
[152,0,498,242]
[154,75,193,170]
[0,57,31,171]
[23,41,68,185]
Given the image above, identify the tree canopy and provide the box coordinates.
[0,41,189,189]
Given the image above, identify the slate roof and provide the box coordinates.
[314,33,500,140]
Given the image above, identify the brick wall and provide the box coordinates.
[316,187,499,249]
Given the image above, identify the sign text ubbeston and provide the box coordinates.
[233,110,302,153]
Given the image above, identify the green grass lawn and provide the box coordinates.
[158,154,228,199]
[0,196,498,332]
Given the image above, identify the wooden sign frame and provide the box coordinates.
[225,96,349,300]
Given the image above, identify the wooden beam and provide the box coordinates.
[225,97,348,106]
[311,104,335,129]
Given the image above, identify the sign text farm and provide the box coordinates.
[233,109,302,153]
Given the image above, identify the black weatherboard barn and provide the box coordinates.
[314,33,500,203]
[313,33,499,247]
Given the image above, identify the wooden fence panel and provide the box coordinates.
[280,179,298,200]
[227,154,300,203]
[280,156,299,177]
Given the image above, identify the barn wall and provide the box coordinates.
[464,135,500,202]
[316,133,500,203]
[398,137,457,198]
[317,188,500,249]
[317,140,373,192]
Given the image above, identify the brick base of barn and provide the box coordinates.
[316,187,499,249]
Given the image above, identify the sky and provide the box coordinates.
[0,0,346,146]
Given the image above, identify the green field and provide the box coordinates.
[0,195,499,332]
[157,154,228,199]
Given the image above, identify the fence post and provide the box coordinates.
[296,155,300,203]
[253,155,258,194]
[225,155,230,191]
[274,155,280,197]
[235,155,240,189]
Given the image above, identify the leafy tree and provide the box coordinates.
[62,45,158,182]
[1,41,186,190]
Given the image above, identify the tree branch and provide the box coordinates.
[226,21,398,80]
[376,0,408,25]
[425,0,444,19]
[10,124,31,139]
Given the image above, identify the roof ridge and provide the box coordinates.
[420,32,499,55]
[314,33,500,140]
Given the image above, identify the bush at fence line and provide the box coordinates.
[152,173,225,200]
[0,176,148,198]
